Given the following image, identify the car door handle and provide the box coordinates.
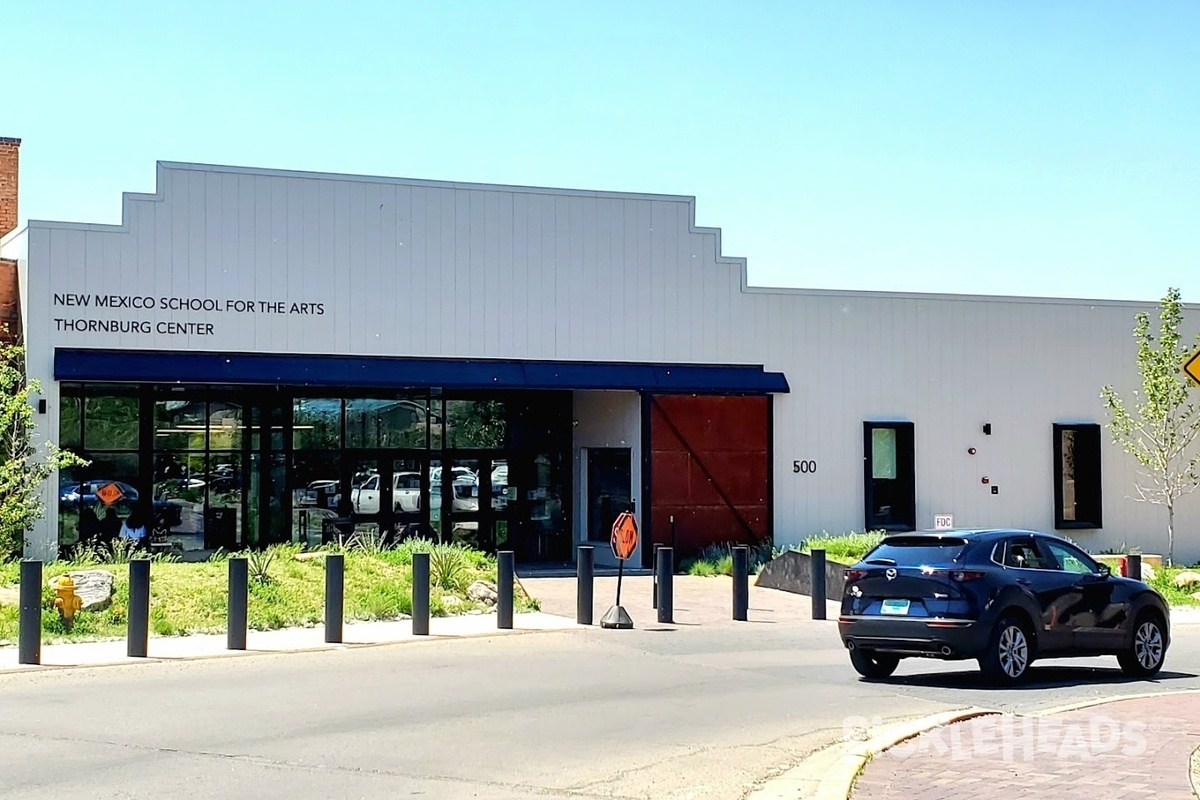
[1016,578,1032,586]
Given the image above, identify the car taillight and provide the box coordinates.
[845,569,866,581]
[950,570,986,582]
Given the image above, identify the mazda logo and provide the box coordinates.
[886,568,897,581]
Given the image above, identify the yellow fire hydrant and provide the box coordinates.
[54,575,83,629]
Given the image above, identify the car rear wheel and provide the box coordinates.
[979,615,1032,684]
[1117,613,1166,678]
[849,648,900,679]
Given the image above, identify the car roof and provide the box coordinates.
[882,528,1050,541]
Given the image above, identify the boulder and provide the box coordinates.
[467,580,498,605]
[1172,571,1200,589]
[442,595,463,608]
[0,586,19,607]
[1192,592,1200,602]
[50,570,115,612]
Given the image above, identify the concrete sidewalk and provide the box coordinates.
[0,572,835,673]
[852,692,1200,800]
[0,611,577,673]
[522,572,842,626]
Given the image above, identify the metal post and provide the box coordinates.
[412,551,430,635]
[324,553,344,644]
[811,548,827,621]
[656,546,674,624]
[732,545,749,621]
[497,551,514,630]
[228,556,248,650]
[1127,553,1142,581]
[652,543,659,609]
[127,558,150,658]
[576,545,594,625]
[18,560,41,666]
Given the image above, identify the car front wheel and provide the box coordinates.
[1118,614,1166,678]
[849,648,900,679]
[979,615,1033,684]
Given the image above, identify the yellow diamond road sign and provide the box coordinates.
[1186,348,1200,389]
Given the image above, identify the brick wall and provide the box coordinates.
[0,137,21,343]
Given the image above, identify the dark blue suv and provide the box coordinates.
[838,529,1170,684]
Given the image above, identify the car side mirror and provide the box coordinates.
[1097,564,1111,579]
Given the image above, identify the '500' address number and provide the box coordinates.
[793,460,817,474]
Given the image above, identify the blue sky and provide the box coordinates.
[7,1,1198,301]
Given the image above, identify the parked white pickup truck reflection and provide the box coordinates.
[350,466,480,515]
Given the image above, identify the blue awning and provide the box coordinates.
[53,349,790,394]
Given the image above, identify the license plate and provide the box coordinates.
[880,599,910,616]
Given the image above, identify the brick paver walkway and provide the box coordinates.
[854,693,1200,799]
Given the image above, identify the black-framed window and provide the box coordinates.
[1053,423,1102,529]
[863,421,915,531]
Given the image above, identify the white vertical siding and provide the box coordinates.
[22,162,1200,563]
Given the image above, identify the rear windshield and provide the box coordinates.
[862,537,967,566]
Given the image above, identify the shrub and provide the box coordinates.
[429,544,470,592]
[799,531,885,565]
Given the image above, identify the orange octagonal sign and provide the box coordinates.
[95,482,124,506]
[610,511,639,561]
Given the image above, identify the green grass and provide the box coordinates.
[0,541,538,645]
[681,542,774,577]
[798,531,886,565]
[1146,566,1200,608]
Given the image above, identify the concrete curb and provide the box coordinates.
[1028,687,1200,717]
[745,708,995,800]
[0,616,580,676]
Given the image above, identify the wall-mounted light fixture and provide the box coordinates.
[982,423,992,435]
[968,447,977,455]
[37,399,46,414]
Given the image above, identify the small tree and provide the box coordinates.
[0,332,87,560]
[1101,288,1200,566]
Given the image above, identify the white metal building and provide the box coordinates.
[3,160,1197,565]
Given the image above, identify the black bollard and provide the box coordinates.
[324,553,344,644]
[1127,553,1142,582]
[228,557,248,650]
[18,560,41,666]
[497,551,514,630]
[811,548,827,621]
[576,545,594,625]
[656,546,674,624]
[412,551,430,636]
[652,544,659,609]
[127,558,150,658]
[732,545,749,621]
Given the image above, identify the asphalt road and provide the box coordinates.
[2,602,1198,799]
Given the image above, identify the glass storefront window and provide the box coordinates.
[293,398,342,450]
[292,452,341,545]
[155,399,207,450]
[58,453,140,553]
[84,395,140,450]
[345,397,428,448]
[445,399,507,448]
[206,453,242,549]
[153,453,207,550]
[59,395,81,449]
[207,401,243,450]
[429,398,444,449]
